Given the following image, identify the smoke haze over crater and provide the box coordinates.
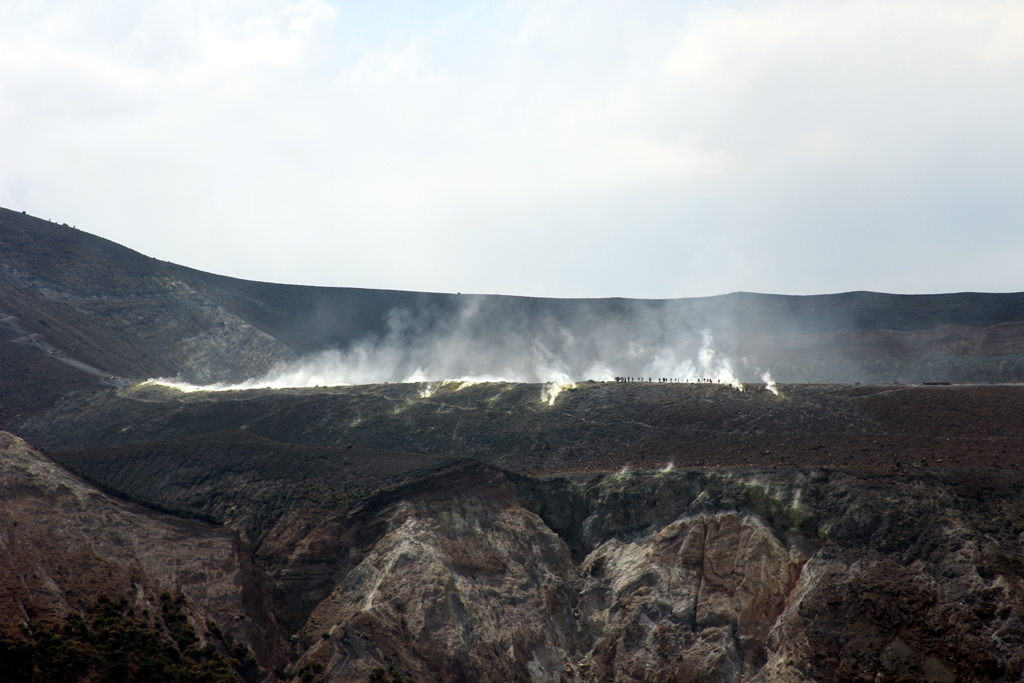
[143,286,1024,391]
[7,208,1021,395]
[154,296,748,390]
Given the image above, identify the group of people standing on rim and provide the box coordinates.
[614,376,722,384]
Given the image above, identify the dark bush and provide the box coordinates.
[0,594,248,683]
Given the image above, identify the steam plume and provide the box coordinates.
[145,297,770,394]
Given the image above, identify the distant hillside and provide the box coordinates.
[3,206,1024,410]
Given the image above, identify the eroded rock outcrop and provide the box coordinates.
[0,431,287,674]
[285,502,808,682]
[265,468,1024,683]
[4,426,1024,682]
[577,513,806,682]
[298,496,575,682]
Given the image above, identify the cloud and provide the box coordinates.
[1,0,1022,297]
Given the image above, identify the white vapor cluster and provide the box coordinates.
[145,300,766,394]
[692,331,743,389]
[541,379,577,406]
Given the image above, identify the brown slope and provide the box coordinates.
[0,431,287,673]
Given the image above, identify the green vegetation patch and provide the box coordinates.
[0,593,253,683]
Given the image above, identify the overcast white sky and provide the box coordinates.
[1,0,1022,298]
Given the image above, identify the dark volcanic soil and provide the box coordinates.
[2,379,1020,546]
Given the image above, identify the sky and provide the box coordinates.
[1,0,1022,299]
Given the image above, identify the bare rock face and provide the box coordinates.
[273,486,798,682]
[0,431,286,671]
[577,513,806,682]
[757,548,1024,682]
[298,496,576,682]
[283,501,809,683]
[291,507,808,683]
[251,467,1024,683]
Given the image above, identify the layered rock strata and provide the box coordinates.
[4,431,1023,682]
[264,467,1024,682]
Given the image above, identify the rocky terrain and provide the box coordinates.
[0,432,286,678]
[2,207,1024,682]
[281,465,1024,683]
